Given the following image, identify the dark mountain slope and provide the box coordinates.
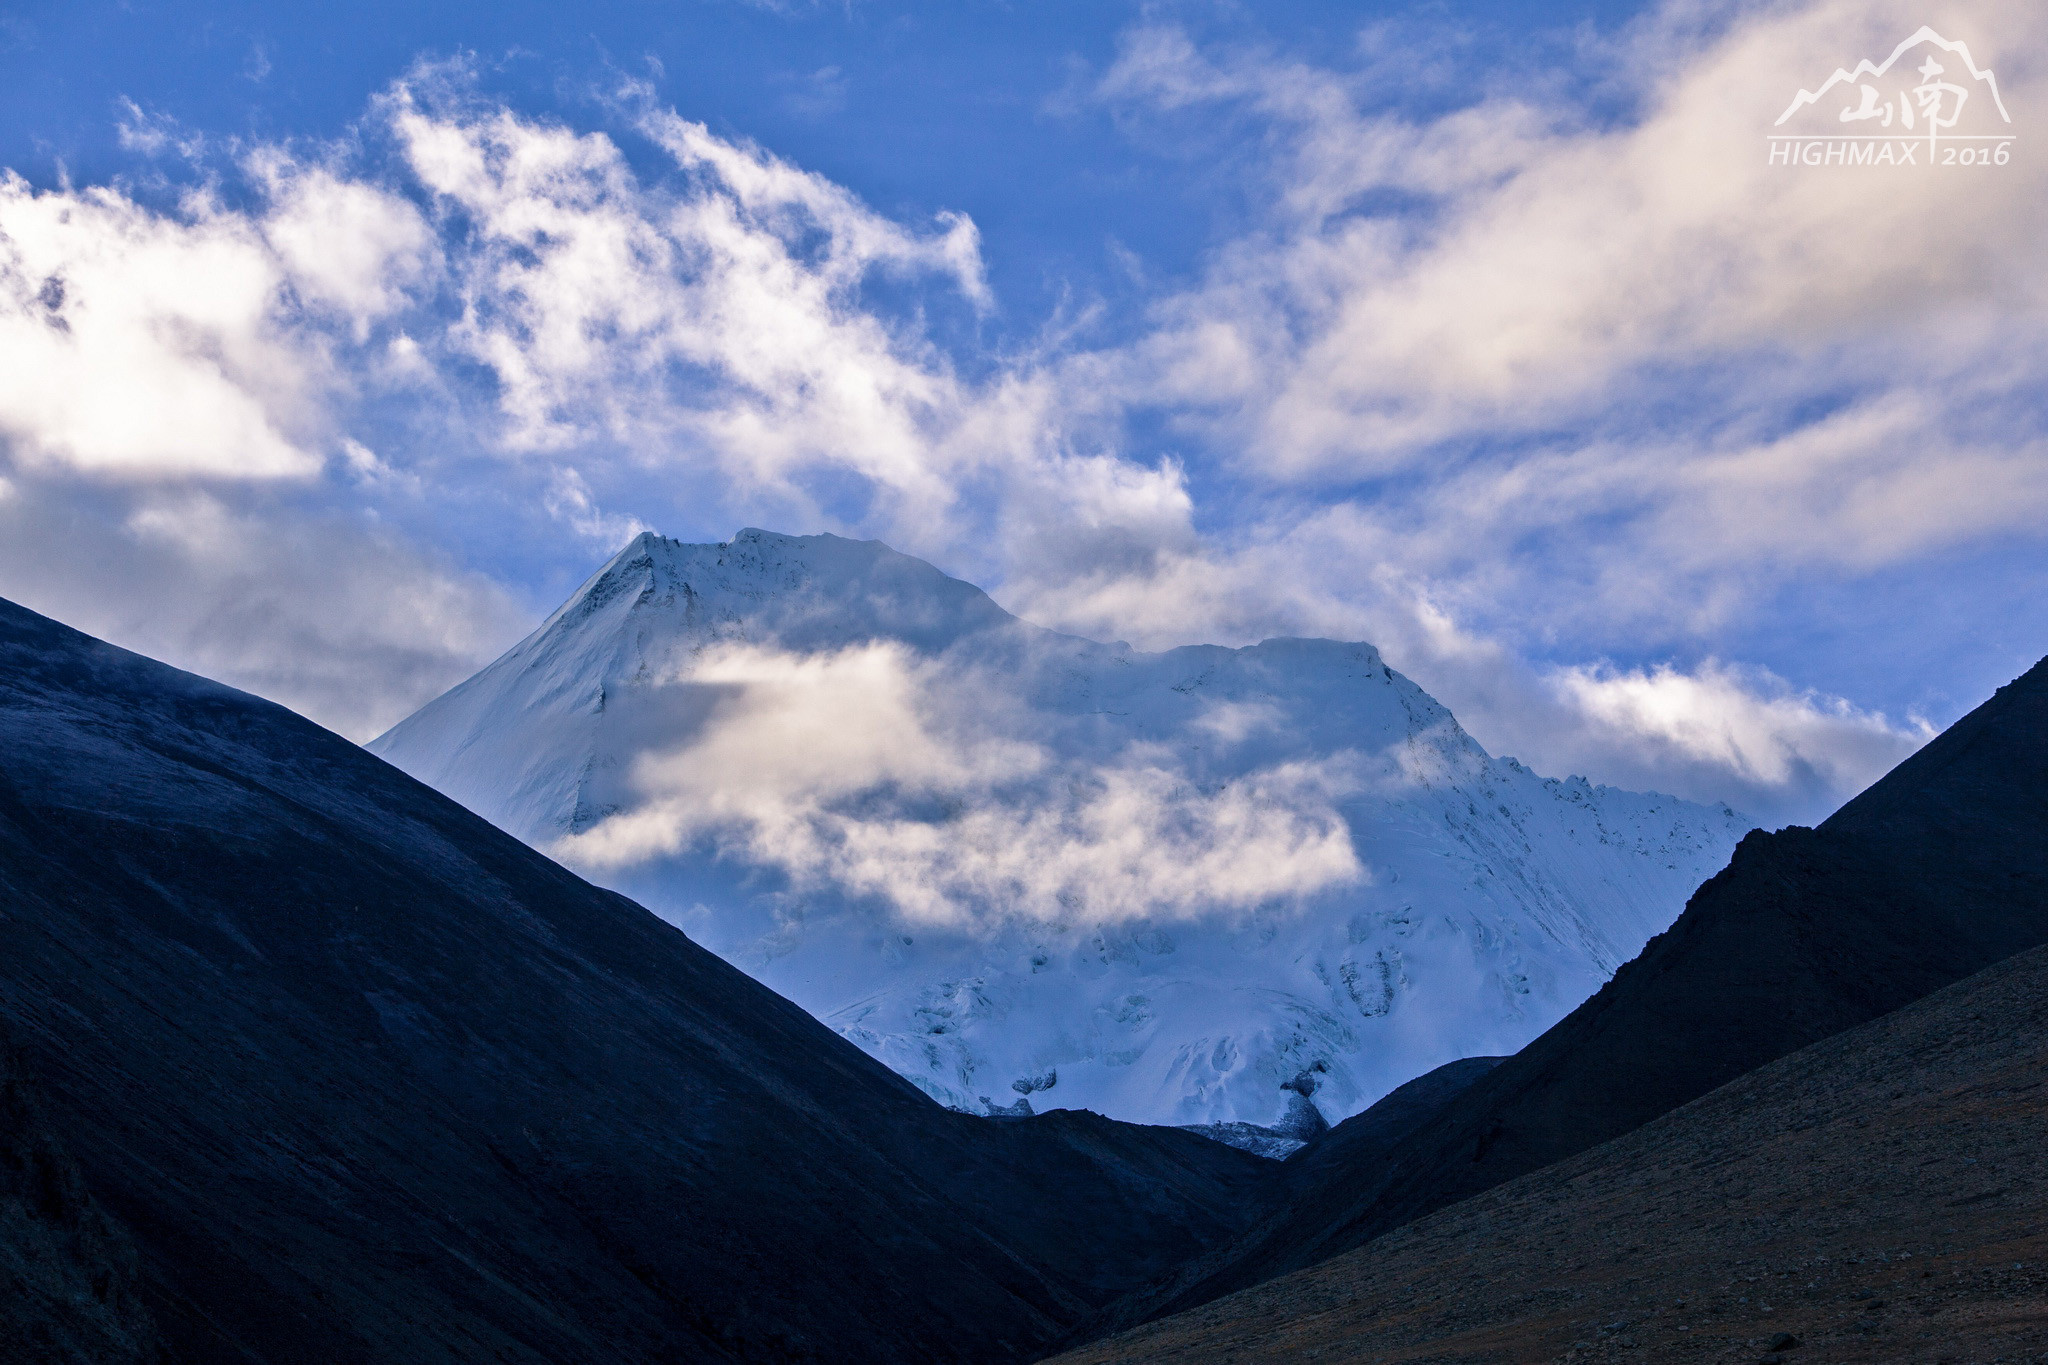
[1093,654,2048,1331]
[0,596,1267,1365]
[1275,1056,1504,1195]
[0,1027,165,1365]
[1050,938,2048,1365]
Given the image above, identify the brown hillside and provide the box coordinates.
[1049,940,2048,1365]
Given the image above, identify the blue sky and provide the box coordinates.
[0,0,2042,824]
[1,1,1649,337]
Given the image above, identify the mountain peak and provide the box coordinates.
[372,532,1749,1128]
[543,527,1018,658]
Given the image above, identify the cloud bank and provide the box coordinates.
[2,0,2038,817]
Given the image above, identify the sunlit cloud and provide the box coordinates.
[553,642,1366,925]
[1549,656,1932,796]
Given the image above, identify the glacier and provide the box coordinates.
[369,529,1749,1130]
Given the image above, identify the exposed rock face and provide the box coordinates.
[1082,653,2048,1336]
[0,595,1269,1365]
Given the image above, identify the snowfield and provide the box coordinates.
[371,530,1748,1129]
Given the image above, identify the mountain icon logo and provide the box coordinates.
[1767,25,2015,168]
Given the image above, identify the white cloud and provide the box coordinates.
[338,437,421,494]
[555,642,1364,925]
[0,141,441,484]
[980,505,1943,824]
[1051,0,2048,691]
[0,478,525,739]
[251,152,437,336]
[0,138,510,739]
[4,4,2036,820]
[973,0,2043,816]
[543,466,652,547]
[2,70,1168,751]
[0,174,318,479]
[376,67,999,531]
[114,100,206,160]
[1549,657,1932,804]
[361,67,1194,579]
[1094,2,2048,480]
[634,94,989,308]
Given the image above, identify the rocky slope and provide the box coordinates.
[0,595,1270,1365]
[1085,652,2048,1335]
[371,529,1747,1129]
[1047,939,2048,1365]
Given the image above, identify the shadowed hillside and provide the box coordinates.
[1051,939,2048,1364]
[0,596,1269,1365]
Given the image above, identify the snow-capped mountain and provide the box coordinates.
[370,530,1749,1131]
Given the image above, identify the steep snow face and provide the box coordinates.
[370,530,1748,1128]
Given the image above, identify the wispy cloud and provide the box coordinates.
[1,2,2038,811]
[1547,656,1932,803]
[1087,2,2048,479]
